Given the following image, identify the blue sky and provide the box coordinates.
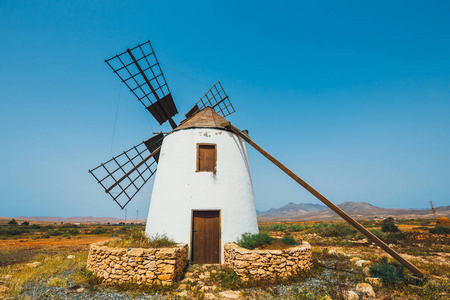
[1,1,449,218]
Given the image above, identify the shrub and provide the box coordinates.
[369,229,387,240]
[369,257,406,285]
[93,227,107,234]
[21,221,29,226]
[30,224,41,229]
[429,225,450,234]
[107,231,176,248]
[48,229,63,236]
[381,217,400,232]
[68,228,80,235]
[8,218,18,226]
[280,236,299,245]
[237,232,274,250]
[307,223,358,238]
[385,231,407,244]
[42,233,50,238]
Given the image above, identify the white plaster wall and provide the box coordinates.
[145,128,259,263]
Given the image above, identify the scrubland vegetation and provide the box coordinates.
[0,218,448,299]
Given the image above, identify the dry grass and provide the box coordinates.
[106,230,176,248]
[2,252,90,296]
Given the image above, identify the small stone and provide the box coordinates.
[67,255,75,259]
[350,257,361,263]
[3,275,12,280]
[356,260,371,267]
[343,290,359,300]
[204,293,217,300]
[356,283,375,297]
[26,261,41,268]
[178,291,188,297]
[219,290,241,299]
[363,266,370,276]
[76,287,85,293]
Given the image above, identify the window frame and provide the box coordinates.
[196,143,217,173]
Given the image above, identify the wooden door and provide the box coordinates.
[192,210,220,264]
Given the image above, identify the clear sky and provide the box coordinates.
[1,1,449,218]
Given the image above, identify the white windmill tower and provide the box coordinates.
[90,40,425,277]
[90,41,257,264]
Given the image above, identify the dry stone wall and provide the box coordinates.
[86,241,188,285]
[224,242,312,279]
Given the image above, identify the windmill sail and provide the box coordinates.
[105,41,178,128]
[89,133,164,209]
[186,81,235,119]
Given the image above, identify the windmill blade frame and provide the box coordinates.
[89,133,164,209]
[105,41,178,128]
[186,81,235,119]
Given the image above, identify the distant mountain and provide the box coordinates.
[11,216,146,224]
[257,201,450,222]
[258,202,326,217]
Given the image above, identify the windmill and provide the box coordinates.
[89,40,424,276]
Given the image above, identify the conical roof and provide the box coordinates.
[174,107,229,131]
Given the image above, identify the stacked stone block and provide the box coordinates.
[224,242,312,279]
[86,241,188,285]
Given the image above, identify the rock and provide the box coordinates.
[363,266,370,276]
[67,255,75,259]
[355,260,371,267]
[76,287,85,293]
[328,249,337,255]
[366,277,382,287]
[178,291,188,297]
[3,275,12,280]
[204,293,217,299]
[343,290,359,300]
[356,283,375,297]
[26,261,41,268]
[350,257,361,263]
[219,290,241,299]
[351,238,369,246]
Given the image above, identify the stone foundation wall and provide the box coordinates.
[224,242,312,279]
[86,241,188,285]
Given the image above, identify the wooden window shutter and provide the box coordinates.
[197,144,216,172]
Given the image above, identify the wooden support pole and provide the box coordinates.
[105,146,161,193]
[223,122,424,277]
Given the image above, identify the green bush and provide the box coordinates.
[237,232,274,250]
[30,224,41,229]
[93,227,107,234]
[307,223,357,238]
[429,226,450,234]
[369,257,406,285]
[68,228,80,235]
[280,236,299,245]
[381,217,400,232]
[385,231,407,244]
[8,219,18,226]
[42,233,50,238]
[48,229,63,236]
[369,229,387,240]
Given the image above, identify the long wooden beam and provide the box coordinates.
[223,122,424,277]
[105,146,161,193]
